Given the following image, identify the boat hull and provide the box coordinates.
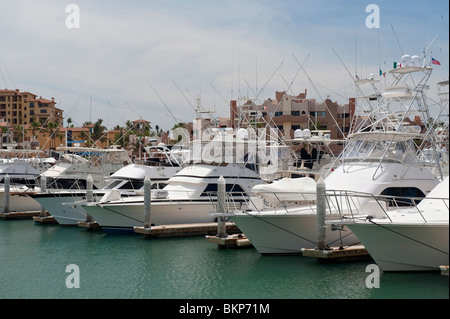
[0,188,41,212]
[230,210,359,254]
[84,199,220,232]
[31,193,93,225]
[346,222,449,271]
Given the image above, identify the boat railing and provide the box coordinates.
[46,179,88,194]
[204,191,252,213]
[325,189,449,224]
[206,189,318,215]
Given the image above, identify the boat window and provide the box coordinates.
[200,183,246,196]
[104,180,123,189]
[46,178,93,190]
[150,182,168,190]
[379,187,425,206]
[343,139,416,164]
[118,179,144,190]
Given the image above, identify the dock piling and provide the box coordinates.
[143,176,151,229]
[3,174,10,213]
[217,175,227,238]
[316,177,327,250]
[86,175,93,202]
[39,176,47,218]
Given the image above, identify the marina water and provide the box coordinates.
[1,219,448,300]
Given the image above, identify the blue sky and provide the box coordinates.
[0,0,448,130]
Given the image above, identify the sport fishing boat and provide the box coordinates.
[328,176,448,271]
[227,57,444,254]
[0,150,55,213]
[29,146,134,225]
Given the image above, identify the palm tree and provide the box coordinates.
[46,122,59,149]
[0,126,7,149]
[91,119,107,146]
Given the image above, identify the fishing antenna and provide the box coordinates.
[148,82,182,124]
[391,24,404,56]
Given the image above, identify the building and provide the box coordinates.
[0,89,64,149]
[0,89,63,128]
[228,89,355,154]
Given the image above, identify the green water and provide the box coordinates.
[0,219,448,300]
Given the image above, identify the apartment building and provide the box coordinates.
[0,89,63,127]
[231,89,354,138]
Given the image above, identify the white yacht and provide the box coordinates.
[228,60,444,254]
[0,150,55,213]
[329,176,448,271]
[82,162,265,233]
[29,146,134,225]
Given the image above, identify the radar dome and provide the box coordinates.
[411,55,421,67]
[401,54,412,67]
[294,129,303,139]
[302,129,311,138]
[236,128,249,140]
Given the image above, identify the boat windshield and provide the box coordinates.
[103,151,133,165]
[343,138,416,164]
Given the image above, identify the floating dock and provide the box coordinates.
[33,215,58,224]
[301,245,372,262]
[205,233,252,249]
[440,265,449,276]
[0,211,40,220]
[78,221,102,231]
[134,222,240,238]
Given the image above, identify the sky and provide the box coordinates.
[1,0,448,131]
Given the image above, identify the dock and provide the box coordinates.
[0,211,41,220]
[78,221,102,231]
[301,245,372,262]
[440,265,449,276]
[33,215,58,224]
[134,222,240,238]
[205,233,252,249]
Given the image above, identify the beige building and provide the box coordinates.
[0,89,63,128]
[228,89,355,154]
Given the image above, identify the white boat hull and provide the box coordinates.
[0,192,41,212]
[84,199,221,232]
[230,210,359,254]
[346,222,449,271]
[31,193,92,225]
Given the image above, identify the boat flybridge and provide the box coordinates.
[227,58,444,254]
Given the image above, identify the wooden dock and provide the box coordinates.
[78,221,102,231]
[440,265,449,276]
[134,222,240,238]
[0,211,40,220]
[301,245,372,262]
[205,233,252,249]
[33,215,58,224]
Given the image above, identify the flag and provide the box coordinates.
[432,58,441,65]
[379,69,386,77]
